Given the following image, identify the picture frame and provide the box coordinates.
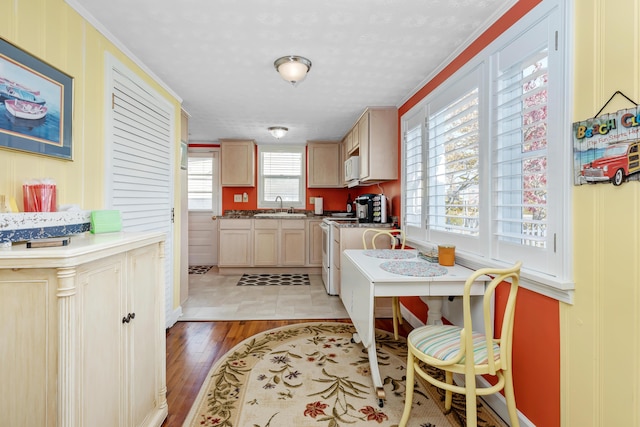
[0,38,73,160]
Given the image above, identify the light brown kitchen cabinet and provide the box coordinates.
[218,219,253,266]
[252,219,306,267]
[307,219,323,266]
[281,220,306,266]
[0,233,167,427]
[220,139,255,187]
[350,122,359,154]
[331,225,392,296]
[308,141,342,188]
[344,107,397,184]
[254,219,278,265]
[344,130,353,154]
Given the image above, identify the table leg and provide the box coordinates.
[424,296,444,325]
[366,336,386,406]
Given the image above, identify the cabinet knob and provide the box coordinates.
[122,315,130,324]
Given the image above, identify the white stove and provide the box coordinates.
[320,216,358,295]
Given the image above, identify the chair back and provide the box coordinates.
[463,261,521,375]
[362,228,406,250]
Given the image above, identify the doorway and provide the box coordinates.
[187,148,220,267]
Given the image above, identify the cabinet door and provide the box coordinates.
[220,140,255,186]
[281,229,306,266]
[281,220,306,266]
[218,230,252,266]
[0,269,57,427]
[79,256,126,427]
[351,122,360,154]
[307,220,323,266]
[358,111,370,179]
[254,229,278,265]
[308,142,341,188]
[128,244,164,427]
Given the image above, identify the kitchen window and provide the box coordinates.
[258,145,306,209]
[401,1,573,300]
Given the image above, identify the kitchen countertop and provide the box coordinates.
[220,210,356,220]
[328,221,393,228]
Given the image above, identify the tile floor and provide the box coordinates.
[180,267,350,321]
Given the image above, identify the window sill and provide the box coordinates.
[407,238,575,304]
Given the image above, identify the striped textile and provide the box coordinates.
[409,324,500,365]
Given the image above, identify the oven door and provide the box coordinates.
[320,221,331,293]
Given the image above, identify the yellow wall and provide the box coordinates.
[0,0,183,310]
[565,0,640,425]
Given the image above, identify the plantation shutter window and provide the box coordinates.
[427,87,480,237]
[403,109,427,241]
[399,3,571,296]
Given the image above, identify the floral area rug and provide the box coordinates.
[182,322,506,427]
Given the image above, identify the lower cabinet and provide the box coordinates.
[331,226,392,295]
[254,220,278,265]
[219,218,312,268]
[253,219,306,266]
[0,232,167,427]
[218,219,253,266]
[281,220,306,266]
[307,219,323,266]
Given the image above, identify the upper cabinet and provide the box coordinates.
[345,107,398,185]
[308,141,342,188]
[220,139,255,187]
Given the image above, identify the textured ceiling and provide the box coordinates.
[67,0,514,144]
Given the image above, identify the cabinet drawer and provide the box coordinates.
[281,219,305,229]
[219,219,252,229]
[254,219,279,229]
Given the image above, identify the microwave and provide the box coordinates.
[344,156,360,182]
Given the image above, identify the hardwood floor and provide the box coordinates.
[161,318,413,427]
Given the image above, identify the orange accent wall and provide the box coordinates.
[397,1,559,426]
[219,145,378,213]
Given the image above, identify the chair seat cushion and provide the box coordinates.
[409,324,500,365]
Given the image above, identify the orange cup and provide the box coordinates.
[438,245,455,266]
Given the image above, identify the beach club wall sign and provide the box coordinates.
[573,106,640,186]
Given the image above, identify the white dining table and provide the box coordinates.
[340,248,488,406]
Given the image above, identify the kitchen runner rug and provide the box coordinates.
[236,273,310,286]
[182,322,507,427]
[189,265,213,275]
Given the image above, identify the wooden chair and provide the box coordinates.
[362,228,406,340]
[399,261,522,427]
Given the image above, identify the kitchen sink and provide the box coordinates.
[254,212,307,218]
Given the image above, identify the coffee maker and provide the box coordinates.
[354,193,388,223]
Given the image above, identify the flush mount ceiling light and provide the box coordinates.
[268,126,288,139]
[274,55,312,85]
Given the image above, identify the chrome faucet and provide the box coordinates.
[275,196,283,212]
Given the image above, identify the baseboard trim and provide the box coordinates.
[166,306,182,329]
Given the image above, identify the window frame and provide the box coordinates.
[187,148,221,213]
[257,144,307,210]
[400,0,574,303]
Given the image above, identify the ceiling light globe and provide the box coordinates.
[274,56,312,85]
[268,126,288,139]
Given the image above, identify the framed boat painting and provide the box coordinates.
[0,38,73,160]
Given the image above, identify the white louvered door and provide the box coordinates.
[105,55,175,328]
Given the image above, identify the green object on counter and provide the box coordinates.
[90,210,122,234]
